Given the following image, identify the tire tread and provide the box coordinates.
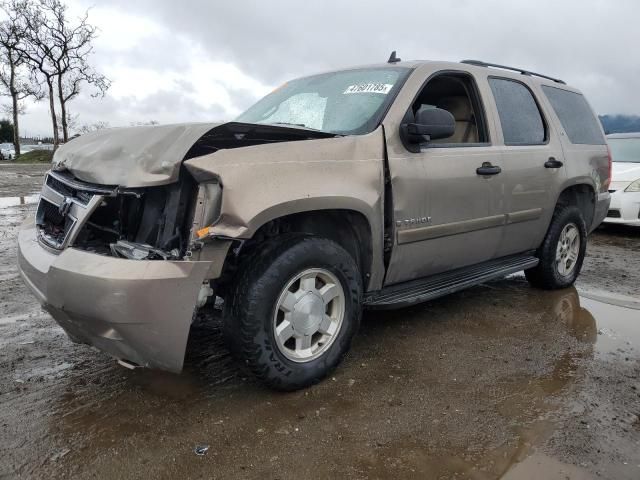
[224,234,361,391]
[525,205,587,290]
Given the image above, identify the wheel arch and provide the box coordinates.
[554,182,596,231]
[255,207,375,289]
[218,204,381,292]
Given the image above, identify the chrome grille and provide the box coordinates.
[45,174,92,205]
[35,171,111,250]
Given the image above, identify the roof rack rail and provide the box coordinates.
[460,59,566,85]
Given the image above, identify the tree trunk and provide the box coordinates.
[47,77,59,148]
[57,73,68,143]
[11,90,19,157]
[9,56,20,157]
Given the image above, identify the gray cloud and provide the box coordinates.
[17,0,640,136]
[95,0,640,115]
[18,85,227,138]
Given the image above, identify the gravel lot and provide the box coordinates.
[1,163,639,479]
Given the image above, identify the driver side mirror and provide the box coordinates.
[400,107,456,147]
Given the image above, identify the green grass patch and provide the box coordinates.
[14,149,54,163]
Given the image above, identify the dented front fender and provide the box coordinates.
[184,126,387,289]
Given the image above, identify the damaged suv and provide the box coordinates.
[18,58,610,390]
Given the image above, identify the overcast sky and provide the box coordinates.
[12,0,640,137]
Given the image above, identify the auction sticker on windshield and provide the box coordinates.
[343,83,393,94]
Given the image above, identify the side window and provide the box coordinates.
[411,73,489,145]
[542,86,605,145]
[489,78,546,145]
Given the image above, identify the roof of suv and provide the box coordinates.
[607,132,640,139]
[325,59,573,90]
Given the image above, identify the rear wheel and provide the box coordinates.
[525,205,587,289]
[224,235,362,391]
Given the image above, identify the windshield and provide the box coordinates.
[236,67,411,135]
[608,137,640,163]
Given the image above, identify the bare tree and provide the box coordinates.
[11,0,61,146]
[1,101,25,116]
[11,0,109,147]
[76,119,108,135]
[37,0,109,142]
[131,120,160,126]
[0,1,42,156]
[59,110,76,133]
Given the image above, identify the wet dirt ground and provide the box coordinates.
[1,163,639,479]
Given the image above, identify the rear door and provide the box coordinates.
[487,77,566,256]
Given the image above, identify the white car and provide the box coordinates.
[0,143,15,160]
[604,133,640,226]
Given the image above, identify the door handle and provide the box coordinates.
[476,162,502,176]
[544,157,563,169]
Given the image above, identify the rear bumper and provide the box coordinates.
[591,192,611,232]
[17,218,211,372]
[602,190,640,226]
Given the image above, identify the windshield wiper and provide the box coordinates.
[271,122,308,128]
[268,122,337,134]
[241,121,341,137]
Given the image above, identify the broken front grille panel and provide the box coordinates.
[35,171,114,250]
[36,198,77,248]
[36,170,194,260]
[45,174,94,205]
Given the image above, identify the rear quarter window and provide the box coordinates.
[541,86,605,145]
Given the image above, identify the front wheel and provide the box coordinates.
[525,205,587,289]
[224,235,362,391]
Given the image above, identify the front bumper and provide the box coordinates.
[603,189,640,226]
[17,218,211,372]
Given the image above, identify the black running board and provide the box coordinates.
[364,253,539,309]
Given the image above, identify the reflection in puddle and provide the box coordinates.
[581,296,640,356]
[500,287,639,479]
[548,288,598,344]
[0,194,39,208]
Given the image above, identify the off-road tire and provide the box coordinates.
[223,235,362,391]
[525,205,587,290]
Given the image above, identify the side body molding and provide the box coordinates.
[397,208,543,244]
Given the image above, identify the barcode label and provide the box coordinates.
[343,83,393,94]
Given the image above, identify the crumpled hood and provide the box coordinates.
[612,161,640,182]
[52,121,338,188]
[52,122,220,187]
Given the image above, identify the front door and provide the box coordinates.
[382,69,505,286]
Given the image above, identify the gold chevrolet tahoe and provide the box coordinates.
[17,57,611,390]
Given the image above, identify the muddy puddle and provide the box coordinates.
[1,280,638,479]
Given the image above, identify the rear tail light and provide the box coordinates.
[604,145,612,190]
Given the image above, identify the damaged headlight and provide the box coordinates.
[111,240,180,260]
[624,178,640,192]
[191,182,222,240]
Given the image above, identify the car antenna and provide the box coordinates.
[387,51,401,64]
